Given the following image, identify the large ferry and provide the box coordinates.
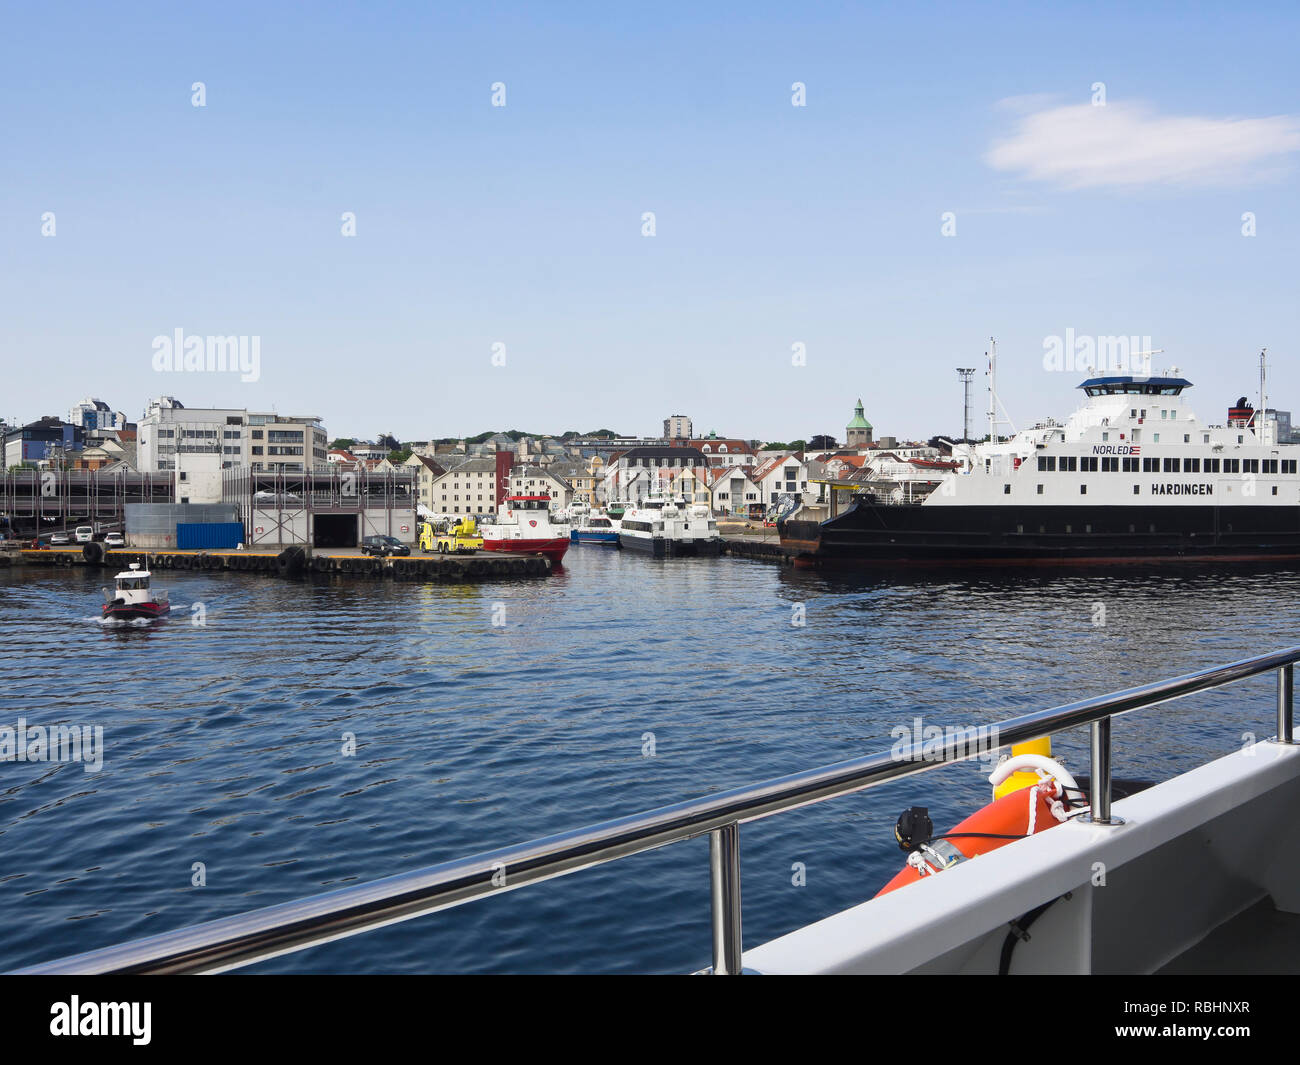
[479,495,571,563]
[782,370,1300,565]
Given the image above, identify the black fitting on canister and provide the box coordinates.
[894,806,934,852]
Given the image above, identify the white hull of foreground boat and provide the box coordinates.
[744,741,1300,974]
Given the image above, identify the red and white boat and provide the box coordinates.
[480,495,570,563]
[102,562,170,621]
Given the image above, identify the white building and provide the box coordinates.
[602,445,709,504]
[692,437,756,467]
[708,466,762,515]
[68,397,126,432]
[428,457,499,516]
[137,397,328,503]
[750,454,815,508]
[349,441,389,462]
[508,464,574,508]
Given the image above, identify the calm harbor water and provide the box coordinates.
[1,550,1296,973]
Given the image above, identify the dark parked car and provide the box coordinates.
[361,535,409,557]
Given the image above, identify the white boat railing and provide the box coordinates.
[12,646,1297,976]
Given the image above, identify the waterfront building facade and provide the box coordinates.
[427,457,499,516]
[750,454,816,508]
[602,446,708,503]
[708,466,762,515]
[508,464,574,509]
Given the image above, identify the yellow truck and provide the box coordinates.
[418,517,483,554]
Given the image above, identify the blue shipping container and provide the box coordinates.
[176,522,244,550]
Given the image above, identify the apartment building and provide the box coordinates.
[663,414,693,439]
[68,397,127,432]
[405,454,449,511]
[508,464,573,508]
[428,457,498,515]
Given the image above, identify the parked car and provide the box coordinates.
[361,535,410,557]
[74,526,95,543]
[104,532,125,548]
[50,531,71,545]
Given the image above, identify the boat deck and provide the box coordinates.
[1159,898,1300,974]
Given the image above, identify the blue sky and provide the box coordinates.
[2,2,1297,443]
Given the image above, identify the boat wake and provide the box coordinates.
[94,615,157,628]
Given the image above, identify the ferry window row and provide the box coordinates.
[1036,456,1296,475]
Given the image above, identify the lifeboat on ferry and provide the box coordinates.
[875,751,1083,896]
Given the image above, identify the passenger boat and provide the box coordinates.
[618,494,722,557]
[479,495,570,563]
[783,363,1300,565]
[101,562,170,621]
[570,515,621,545]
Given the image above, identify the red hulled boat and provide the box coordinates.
[480,495,570,563]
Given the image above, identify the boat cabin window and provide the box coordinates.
[116,576,149,590]
[1084,383,1184,397]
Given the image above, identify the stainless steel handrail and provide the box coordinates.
[13,645,1299,976]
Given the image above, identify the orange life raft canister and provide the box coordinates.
[875,780,1069,897]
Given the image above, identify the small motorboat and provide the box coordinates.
[571,514,621,545]
[102,562,170,621]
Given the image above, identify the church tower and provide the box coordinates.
[845,398,873,447]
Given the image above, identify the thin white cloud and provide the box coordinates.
[986,101,1300,189]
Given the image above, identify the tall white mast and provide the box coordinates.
[984,337,1017,443]
[987,338,997,443]
[1259,347,1269,444]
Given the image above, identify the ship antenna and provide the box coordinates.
[987,339,996,443]
[1259,347,1269,443]
[984,337,1018,443]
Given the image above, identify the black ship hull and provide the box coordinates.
[619,535,724,558]
[781,502,1300,566]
